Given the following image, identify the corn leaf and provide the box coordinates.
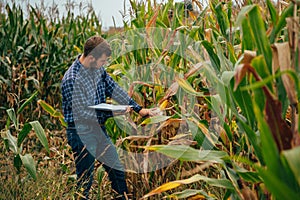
[271,4,294,43]
[214,2,230,38]
[37,100,62,117]
[140,115,171,126]
[253,97,298,198]
[253,95,279,169]
[4,130,19,154]
[144,145,228,164]
[266,0,278,26]
[175,77,203,96]
[18,123,32,147]
[234,164,262,183]
[20,154,37,181]
[29,121,49,154]
[142,174,234,199]
[236,119,263,164]
[263,84,293,151]
[241,17,255,51]
[251,56,272,92]
[248,6,272,71]
[259,167,300,200]
[6,108,18,129]
[17,90,38,114]
[168,189,214,200]
[201,40,221,72]
[38,100,67,127]
[233,66,256,128]
[13,154,22,172]
[236,5,272,70]
[282,146,300,186]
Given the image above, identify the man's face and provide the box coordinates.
[89,54,108,69]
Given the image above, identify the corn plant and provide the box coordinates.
[0,2,102,128]
[2,91,49,181]
[138,0,300,199]
[232,1,300,198]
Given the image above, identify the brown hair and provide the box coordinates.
[83,36,111,59]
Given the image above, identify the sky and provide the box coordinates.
[11,0,183,29]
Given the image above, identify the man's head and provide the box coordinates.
[81,36,112,69]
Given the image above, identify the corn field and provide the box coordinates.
[1,0,300,199]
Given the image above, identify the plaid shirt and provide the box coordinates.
[61,56,142,125]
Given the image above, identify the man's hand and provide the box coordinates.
[139,108,150,117]
[139,108,163,117]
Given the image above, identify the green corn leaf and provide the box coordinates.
[248,6,272,70]
[144,145,228,164]
[282,146,300,186]
[97,166,106,185]
[168,189,214,200]
[234,165,262,183]
[7,108,18,129]
[4,130,19,154]
[271,4,293,43]
[236,5,256,27]
[140,115,171,126]
[29,121,49,154]
[17,123,33,147]
[214,2,229,38]
[211,34,232,71]
[253,96,279,171]
[227,1,232,23]
[266,0,278,26]
[227,42,237,64]
[20,154,37,181]
[259,167,300,200]
[59,118,67,128]
[241,18,255,51]
[232,80,256,129]
[240,69,298,93]
[241,74,277,91]
[251,55,272,90]
[201,40,221,72]
[17,90,38,114]
[280,150,300,192]
[191,175,234,190]
[221,71,235,86]
[6,4,14,28]
[186,119,208,148]
[14,154,22,172]
[236,118,263,164]
[236,4,273,63]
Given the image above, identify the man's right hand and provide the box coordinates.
[139,108,162,117]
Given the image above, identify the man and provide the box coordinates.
[61,35,151,199]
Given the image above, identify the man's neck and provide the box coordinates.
[79,55,87,67]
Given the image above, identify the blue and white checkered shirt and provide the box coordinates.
[61,56,142,125]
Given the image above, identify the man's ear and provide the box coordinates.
[86,55,96,62]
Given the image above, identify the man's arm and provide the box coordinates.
[102,70,161,118]
[103,70,142,113]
